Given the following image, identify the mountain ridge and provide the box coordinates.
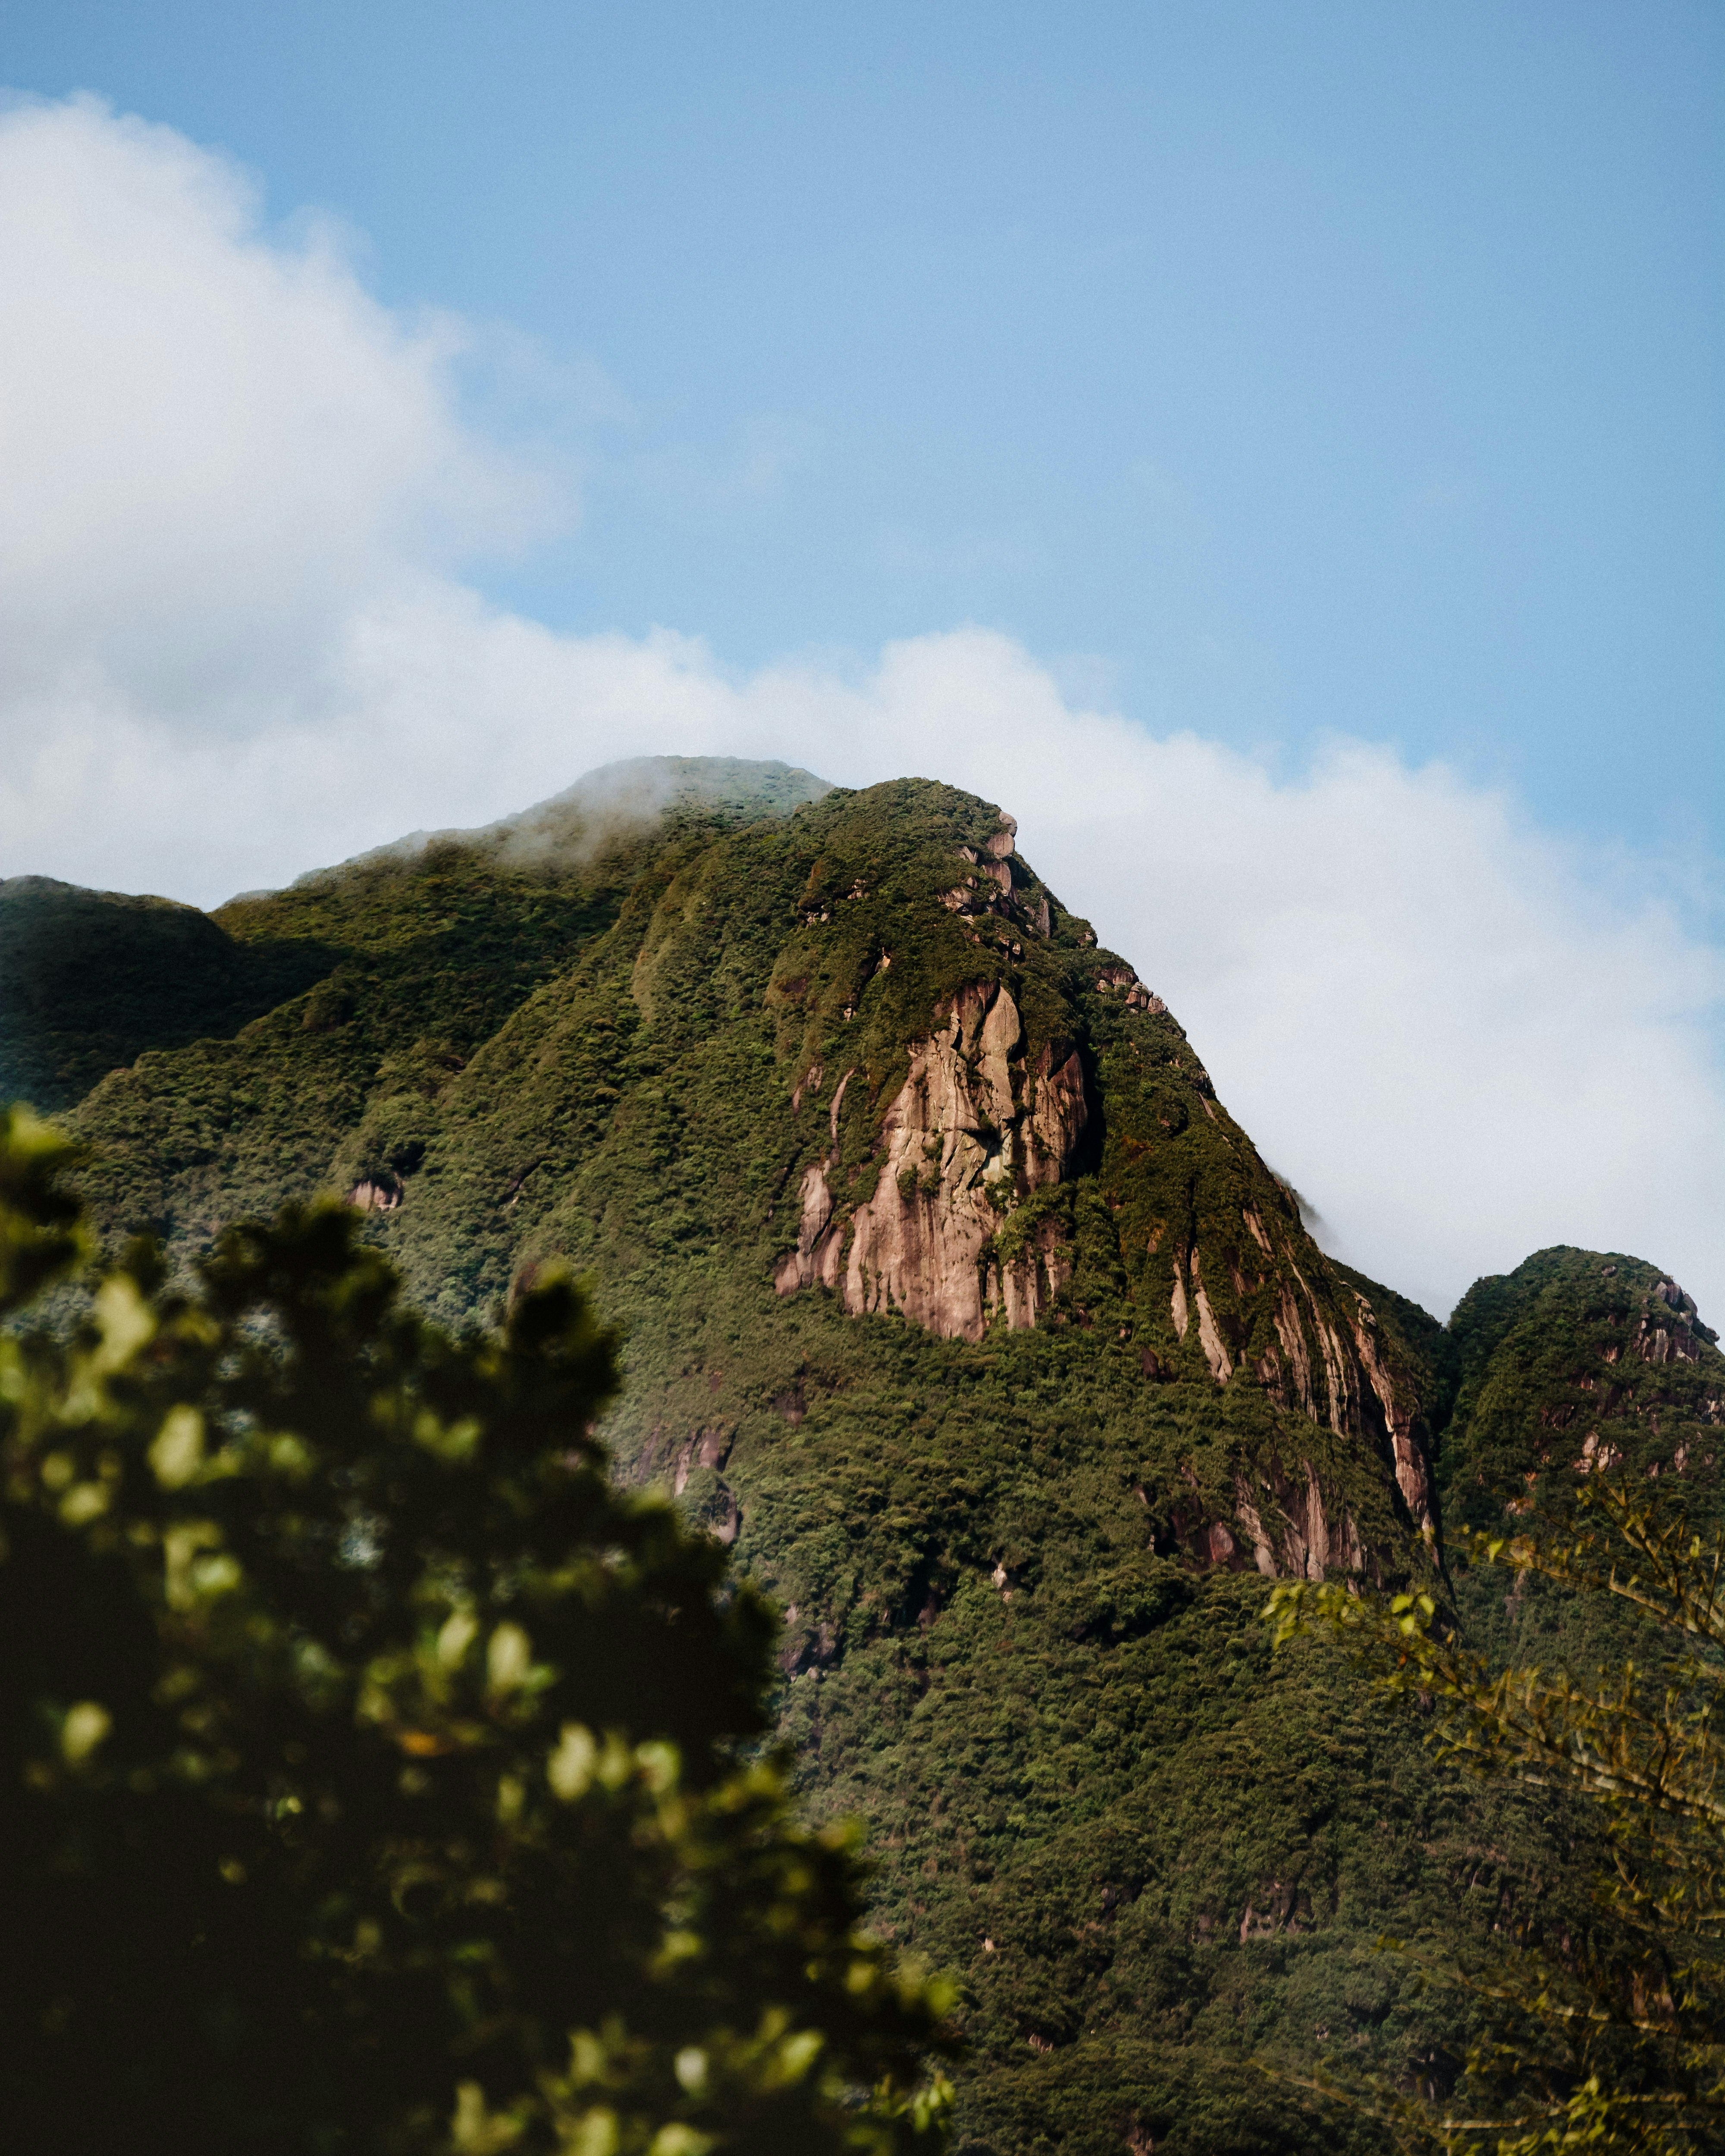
[10,756,1724,2155]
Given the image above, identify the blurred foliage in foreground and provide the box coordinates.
[1270,1492,1725,2153]
[0,1105,954,2154]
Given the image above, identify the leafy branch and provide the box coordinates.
[1268,1484,1725,2153]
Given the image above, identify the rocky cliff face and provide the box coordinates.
[756,795,1435,1560]
[775,979,1088,1340]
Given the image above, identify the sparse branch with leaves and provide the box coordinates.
[1268,1487,1725,2153]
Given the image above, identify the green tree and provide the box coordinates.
[0,1106,954,2155]
[1269,1490,1725,2153]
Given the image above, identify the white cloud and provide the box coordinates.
[3,98,1722,1328]
[0,94,550,728]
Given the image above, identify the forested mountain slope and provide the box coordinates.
[0,874,329,1113]
[1436,1245,1724,1709]
[13,758,1723,2156]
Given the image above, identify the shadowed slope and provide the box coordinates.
[0,877,331,1113]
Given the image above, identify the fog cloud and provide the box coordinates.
[3,98,1721,1326]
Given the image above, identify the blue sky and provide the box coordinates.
[2,5,1722,1316]
[9,0,1720,859]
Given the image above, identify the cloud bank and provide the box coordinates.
[3,97,1721,1325]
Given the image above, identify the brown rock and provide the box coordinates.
[775,980,1090,1341]
[348,1178,400,1213]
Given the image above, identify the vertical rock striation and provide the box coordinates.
[776,981,1089,1341]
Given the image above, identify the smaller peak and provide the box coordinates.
[0,874,198,915]
[0,874,81,899]
[1470,1244,1704,1316]
[800,777,1024,861]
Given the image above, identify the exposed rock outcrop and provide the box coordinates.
[1233,1463,1369,1580]
[775,969,1437,1551]
[1188,1237,1437,1539]
[1635,1280,1706,1366]
[670,1425,733,1495]
[1348,1292,1434,1531]
[776,981,1089,1342]
[773,1069,854,1294]
[1153,1459,1370,1582]
[936,816,1063,946]
[1095,959,1166,1015]
[1182,1248,1233,1383]
[348,1178,401,1212]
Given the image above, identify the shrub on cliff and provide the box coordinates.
[0,1105,954,2155]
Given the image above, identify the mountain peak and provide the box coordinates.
[25,769,1725,2149]
[1439,1244,1724,1529]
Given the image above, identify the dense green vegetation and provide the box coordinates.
[1274,1480,1725,2150]
[0,874,331,1114]
[11,757,1722,2153]
[0,1106,951,2153]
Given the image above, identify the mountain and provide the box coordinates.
[0,874,329,1114]
[12,758,1724,2156]
[1435,1246,1723,1694]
